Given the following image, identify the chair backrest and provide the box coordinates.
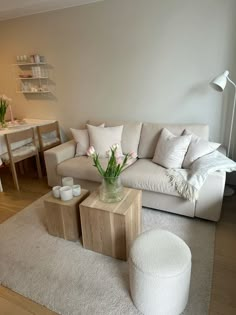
[4,127,42,190]
[37,121,62,152]
[5,127,34,144]
[4,127,38,163]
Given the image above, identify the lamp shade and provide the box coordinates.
[210,70,229,92]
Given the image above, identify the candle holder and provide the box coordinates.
[72,184,81,196]
[62,177,74,187]
[59,186,73,201]
[52,186,61,198]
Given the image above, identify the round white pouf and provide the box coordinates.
[129,229,192,315]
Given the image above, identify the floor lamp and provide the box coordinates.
[210,70,236,195]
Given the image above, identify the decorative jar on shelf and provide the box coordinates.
[99,176,124,203]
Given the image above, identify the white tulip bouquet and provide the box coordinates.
[0,95,12,127]
[87,144,137,179]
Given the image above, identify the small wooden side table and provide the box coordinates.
[80,188,142,260]
[44,189,89,241]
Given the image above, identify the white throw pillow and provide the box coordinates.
[70,124,104,156]
[152,128,192,169]
[87,124,123,157]
[182,129,221,168]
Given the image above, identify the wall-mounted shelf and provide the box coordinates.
[16,77,48,80]
[16,91,50,94]
[12,55,50,94]
[13,62,47,66]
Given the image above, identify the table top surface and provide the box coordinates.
[0,118,56,135]
[44,189,89,206]
[0,118,56,161]
[80,187,142,215]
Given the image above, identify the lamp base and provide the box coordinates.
[224,185,235,197]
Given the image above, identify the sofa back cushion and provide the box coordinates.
[182,129,220,168]
[138,123,209,158]
[70,123,105,157]
[87,124,123,157]
[152,128,192,169]
[87,120,142,155]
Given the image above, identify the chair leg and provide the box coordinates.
[39,151,47,176]
[19,161,25,175]
[35,153,42,179]
[10,160,20,191]
[0,178,3,192]
[23,159,30,173]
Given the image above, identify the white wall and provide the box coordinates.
[0,0,236,146]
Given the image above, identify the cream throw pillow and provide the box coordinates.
[182,129,220,168]
[152,128,192,169]
[70,124,104,156]
[87,124,123,157]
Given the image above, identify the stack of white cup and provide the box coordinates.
[52,177,81,201]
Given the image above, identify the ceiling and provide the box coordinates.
[0,0,103,21]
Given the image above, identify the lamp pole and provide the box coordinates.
[210,71,236,157]
[210,71,236,196]
[226,77,236,157]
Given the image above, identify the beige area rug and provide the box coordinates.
[0,194,215,315]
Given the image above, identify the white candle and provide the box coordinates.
[59,186,73,201]
[8,105,14,123]
[72,184,81,196]
[62,177,74,186]
[52,186,61,198]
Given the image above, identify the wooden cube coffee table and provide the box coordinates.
[44,189,89,241]
[80,188,142,260]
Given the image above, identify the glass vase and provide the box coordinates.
[99,176,124,203]
[0,117,7,128]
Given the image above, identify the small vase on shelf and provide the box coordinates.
[99,176,124,203]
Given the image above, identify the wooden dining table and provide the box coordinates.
[0,118,56,191]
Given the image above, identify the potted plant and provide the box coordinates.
[0,95,12,128]
[87,144,137,203]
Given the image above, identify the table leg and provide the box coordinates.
[0,178,3,192]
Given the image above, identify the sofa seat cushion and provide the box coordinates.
[121,159,180,197]
[57,156,108,182]
[57,156,137,182]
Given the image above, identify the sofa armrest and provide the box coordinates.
[44,140,76,187]
[195,171,225,221]
[218,145,226,155]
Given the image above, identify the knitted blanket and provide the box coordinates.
[166,151,236,202]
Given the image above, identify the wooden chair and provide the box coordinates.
[37,121,62,153]
[4,128,42,191]
[0,159,3,192]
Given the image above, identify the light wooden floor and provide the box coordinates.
[209,193,236,315]
[0,168,236,315]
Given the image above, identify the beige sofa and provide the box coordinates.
[44,120,225,222]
